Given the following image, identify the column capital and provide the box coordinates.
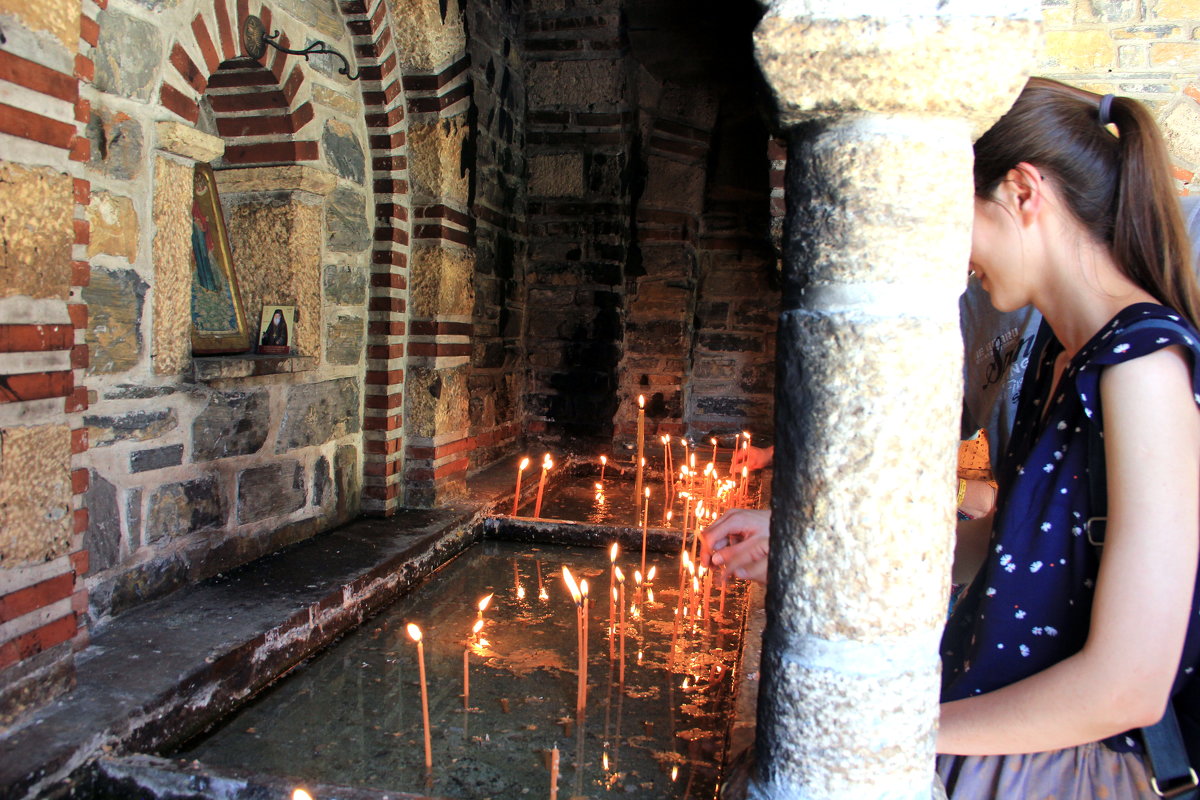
[754,2,1042,135]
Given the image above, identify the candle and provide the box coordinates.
[661,435,672,524]
[639,487,650,578]
[407,623,433,770]
[718,571,728,620]
[710,437,718,468]
[477,592,493,623]
[533,453,553,519]
[513,456,530,516]
[633,395,645,514]
[580,578,589,714]
[739,465,749,506]
[600,454,607,483]
[549,745,560,800]
[608,543,618,658]
[616,567,626,685]
[562,567,586,715]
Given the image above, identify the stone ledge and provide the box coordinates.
[191,354,317,382]
[214,165,339,197]
[155,121,224,162]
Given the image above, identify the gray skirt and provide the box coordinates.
[936,742,1157,799]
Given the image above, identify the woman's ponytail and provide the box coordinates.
[974,78,1200,331]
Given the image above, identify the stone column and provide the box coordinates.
[750,4,1039,798]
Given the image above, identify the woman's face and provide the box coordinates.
[969,194,1030,313]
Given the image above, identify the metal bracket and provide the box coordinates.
[241,15,359,81]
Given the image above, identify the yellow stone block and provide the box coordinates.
[0,163,74,301]
[1150,42,1200,68]
[1044,29,1116,71]
[1039,5,1074,27]
[1156,0,1200,20]
[0,0,76,51]
[87,191,139,262]
[0,425,73,566]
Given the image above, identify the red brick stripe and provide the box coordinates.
[0,614,76,671]
[214,0,235,60]
[0,103,74,149]
[223,139,318,165]
[0,372,72,404]
[170,43,207,94]
[0,325,73,352]
[0,574,73,624]
[192,14,221,74]
[160,83,200,123]
[0,51,77,103]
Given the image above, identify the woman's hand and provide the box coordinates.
[730,445,774,474]
[700,509,771,584]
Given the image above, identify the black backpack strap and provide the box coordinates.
[1081,317,1198,796]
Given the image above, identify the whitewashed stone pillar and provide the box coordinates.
[750,4,1040,798]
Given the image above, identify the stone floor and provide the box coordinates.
[0,460,763,800]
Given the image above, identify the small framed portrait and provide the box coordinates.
[257,305,295,354]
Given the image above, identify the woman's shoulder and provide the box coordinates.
[1083,303,1200,366]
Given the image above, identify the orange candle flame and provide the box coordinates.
[294,791,314,800]
[609,543,619,563]
[647,566,657,582]
[562,566,581,604]
[638,394,645,409]
[478,593,493,613]
[407,623,422,642]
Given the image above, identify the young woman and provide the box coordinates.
[703,78,1200,796]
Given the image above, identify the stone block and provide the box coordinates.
[151,157,192,375]
[86,409,177,447]
[1161,100,1200,166]
[334,444,359,519]
[407,365,470,438]
[127,488,143,550]
[0,163,74,301]
[0,0,76,48]
[86,106,144,181]
[1155,0,1197,18]
[84,267,147,375]
[409,246,476,317]
[529,153,584,197]
[216,165,337,196]
[1113,25,1182,39]
[103,384,176,401]
[87,192,139,261]
[145,475,224,542]
[106,555,187,615]
[326,186,371,252]
[237,461,306,523]
[156,121,224,162]
[93,8,162,101]
[408,119,470,203]
[322,120,366,184]
[84,470,121,573]
[1151,42,1200,68]
[192,390,270,461]
[313,85,359,117]
[325,314,364,365]
[323,264,366,305]
[129,444,184,473]
[276,378,361,452]
[1043,29,1115,71]
[1079,0,1140,22]
[389,0,467,72]
[642,155,704,210]
[527,60,624,107]
[313,455,330,507]
[0,426,73,564]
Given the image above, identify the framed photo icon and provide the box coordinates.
[257,305,295,354]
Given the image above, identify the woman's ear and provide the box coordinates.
[1006,162,1046,227]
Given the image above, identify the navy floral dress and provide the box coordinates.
[941,302,1200,752]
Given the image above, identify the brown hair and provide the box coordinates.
[974,77,1200,330]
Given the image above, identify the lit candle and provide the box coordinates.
[549,745,560,800]
[710,437,718,468]
[562,567,586,715]
[513,456,530,516]
[608,543,618,659]
[600,454,607,483]
[477,592,493,623]
[465,617,483,709]
[534,453,553,519]
[661,435,672,524]
[639,487,650,578]
[739,465,749,506]
[616,567,626,685]
[580,578,590,713]
[634,395,645,511]
[407,623,433,771]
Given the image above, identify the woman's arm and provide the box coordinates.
[938,346,1200,755]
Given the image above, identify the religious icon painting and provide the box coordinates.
[190,163,251,354]
[257,305,295,355]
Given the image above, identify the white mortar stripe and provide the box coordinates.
[0,555,71,596]
[0,351,72,375]
[779,629,942,678]
[0,396,69,427]
[0,131,73,172]
[790,281,962,320]
[0,297,72,324]
[0,79,75,125]
[0,597,73,645]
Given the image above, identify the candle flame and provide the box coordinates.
[692,577,700,592]
[543,453,553,470]
[580,579,589,599]
[603,752,610,771]
[644,486,650,498]
[601,454,607,465]
[406,623,422,642]
[294,791,314,800]
[742,466,749,478]
[743,431,751,440]
[689,453,696,468]
[631,604,639,619]
[637,649,643,664]
[517,585,526,599]
[682,551,691,569]
[562,566,581,603]
[647,588,655,602]
[672,766,679,781]
[704,462,714,476]
[472,619,484,634]
[666,511,673,522]
[647,566,657,581]
[710,437,717,446]
[539,586,549,600]
[682,677,690,689]
[478,593,493,613]
[638,394,645,408]
[612,586,618,601]
[615,566,625,583]
[519,456,530,471]
[609,542,619,562]
[634,570,642,586]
